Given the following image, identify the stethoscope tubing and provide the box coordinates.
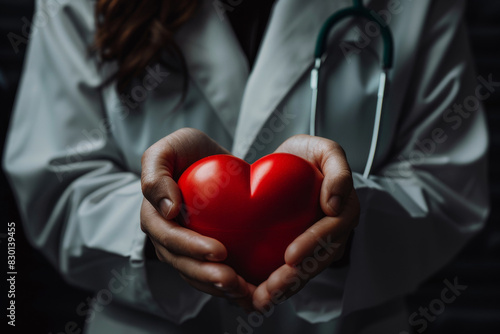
[310,1,394,178]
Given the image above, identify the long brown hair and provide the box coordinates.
[94,0,199,92]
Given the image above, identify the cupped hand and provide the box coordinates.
[252,135,360,311]
[140,128,256,311]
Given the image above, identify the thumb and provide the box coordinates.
[275,135,353,217]
[318,141,353,217]
[141,147,183,220]
[141,128,230,220]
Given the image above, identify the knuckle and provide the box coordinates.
[171,128,202,149]
[141,173,159,197]
[167,227,191,254]
[324,141,349,165]
[291,134,308,141]
[322,139,342,153]
[157,231,172,251]
[338,168,353,182]
[327,169,353,192]
[182,127,202,137]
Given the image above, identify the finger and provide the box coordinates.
[183,275,256,312]
[256,247,350,311]
[141,199,227,261]
[317,143,353,217]
[159,251,250,299]
[284,215,348,266]
[152,232,254,306]
[252,281,272,311]
[180,274,229,297]
[167,257,240,290]
[220,276,257,313]
[275,135,353,216]
[252,265,302,311]
[141,128,230,219]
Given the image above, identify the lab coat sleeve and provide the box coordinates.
[341,1,489,315]
[2,0,210,324]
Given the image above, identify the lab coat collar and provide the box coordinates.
[175,0,249,138]
[232,0,351,158]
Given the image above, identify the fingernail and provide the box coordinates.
[206,253,218,261]
[214,283,231,292]
[328,196,342,216]
[159,198,173,218]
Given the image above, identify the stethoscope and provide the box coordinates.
[309,0,394,178]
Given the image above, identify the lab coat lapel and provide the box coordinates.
[176,0,248,138]
[233,0,349,157]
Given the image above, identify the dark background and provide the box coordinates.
[1,1,499,333]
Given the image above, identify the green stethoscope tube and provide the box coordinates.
[310,0,394,178]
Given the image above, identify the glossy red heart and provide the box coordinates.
[178,153,323,285]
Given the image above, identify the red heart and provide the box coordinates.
[178,153,323,285]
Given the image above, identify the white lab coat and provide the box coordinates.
[3,0,489,333]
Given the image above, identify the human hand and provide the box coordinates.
[251,135,360,311]
[140,128,256,311]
